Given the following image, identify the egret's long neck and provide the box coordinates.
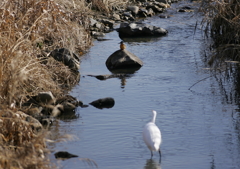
[151,110,157,123]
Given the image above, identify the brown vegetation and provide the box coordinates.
[200,0,240,66]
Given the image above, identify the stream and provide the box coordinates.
[49,1,240,169]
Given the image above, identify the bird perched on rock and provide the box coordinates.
[119,41,126,50]
[143,110,162,159]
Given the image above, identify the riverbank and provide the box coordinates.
[0,0,176,168]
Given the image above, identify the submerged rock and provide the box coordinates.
[106,49,143,71]
[89,97,115,109]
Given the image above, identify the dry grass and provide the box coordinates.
[0,0,93,106]
[200,0,240,66]
[86,0,129,13]
[0,0,94,168]
[0,109,49,169]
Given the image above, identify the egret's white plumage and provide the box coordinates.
[143,110,162,158]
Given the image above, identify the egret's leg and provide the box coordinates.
[151,151,153,158]
[159,149,161,162]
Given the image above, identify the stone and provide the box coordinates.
[54,151,78,159]
[106,49,143,71]
[89,97,115,109]
[127,6,139,15]
[101,19,115,28]
[118,22,168,37]
[49,48,80,71]
[37,91,55,105]
[146,5,163,13]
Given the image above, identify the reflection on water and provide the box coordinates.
[144,159,161,169]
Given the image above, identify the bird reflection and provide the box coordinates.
[121,77,126,88]
[144,159,161,169]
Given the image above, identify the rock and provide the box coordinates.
[123,11,133,18]
[49,48,80,71]
[90,18,98,26]
[54,151,78,159]
[62,102,76,112]
[101,19,115,28]
[155,0,170,4]
[112,13,121,20]
[118,22,168,37]
[106,49,143,71]
[127,6,139,15]
[56,95,81,107]
[89,97,115,109]
[138,8,149,17]
[51,104,63,117]
[146,5,163,13]
[154,2,170,8]
[16,111,43,132]
[39,118,53,126]
[37,91,55,105]
[178,6,194,12]
[91,31,105,37]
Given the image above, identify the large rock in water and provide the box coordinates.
[118,22,168,37]
[106,49,143,71]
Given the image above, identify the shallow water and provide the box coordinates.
[49,2,240,169]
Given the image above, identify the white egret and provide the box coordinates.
[142,110,162,158]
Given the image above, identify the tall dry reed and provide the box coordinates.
[200,0,240,66]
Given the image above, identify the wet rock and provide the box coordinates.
[154,2,170,8]
[91,31,105,37]
[138,8,149,17]
[54,151,78,159]
[127,6,139,15]
[178,6,194,12]
[123,11,133,18]
[155,0,171,3]
[112,13,121,20]
[37,91,55,105]
[56,95,82,107]
[146,5,164,13]
[51,104,63,117]
[90,18,98,26]
[101,19,115,29]
[49,48,80,71]
[62,102,76,112]
[39,118,53,127]
[118,22,168,37]
[89,97,115,109]
[105,49,143,71]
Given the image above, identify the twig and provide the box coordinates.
[188,75,214,90]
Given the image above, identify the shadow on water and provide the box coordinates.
[144,159,161,169]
